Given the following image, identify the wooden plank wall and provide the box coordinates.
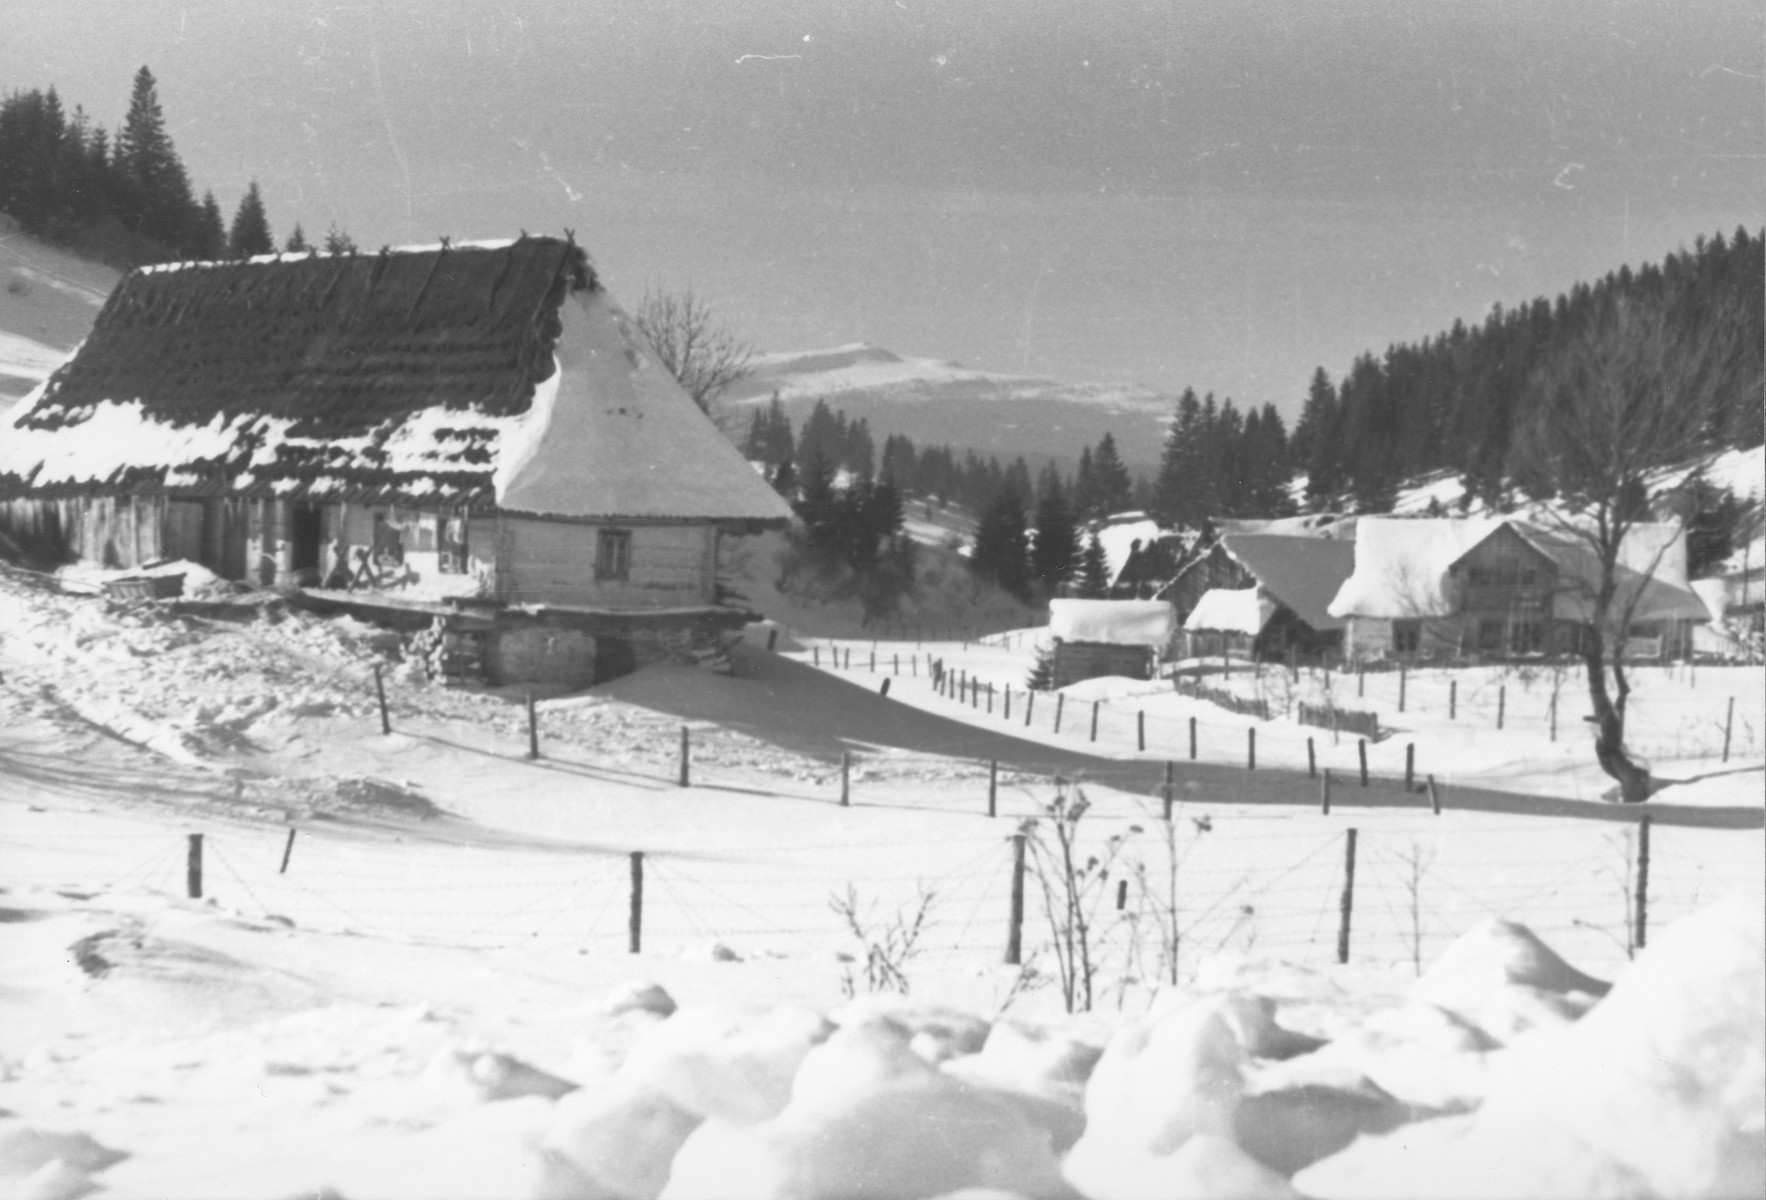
[499,518,714,608]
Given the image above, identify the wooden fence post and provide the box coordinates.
[678,725,690,787]
[767,628,778,651]
[987,682,994,714]
[1090,700,1100,742]
[1723,697,1735,763]
[1055,694,1064,734]
[372,664,391,735]
[1399,668,1407,713]
[1321,767,1332,814]
[1427,774,1441,815]
[1449,680,1457,721]
[187,833,203,899]
[840,751,851,807]
[1405,743,1415,792]
[870,649,876,672]
[1005,833,1027,965]
[1634,815,1652,951]
[1549,691,1558,742]
[813,646,820,667]
[1004,687,1012,721]
[1138,710,1146,752]
[1025,690,1035,727]
[278,827,297,874]
[1358,738,1369,787]
[988,759,998,818]
[1497,685,1506,731]
[1189,716,1197,760]
[1307,736,1316,779]
[527,691,540,760]
[628,851,644,954]
[1336,828,1358,963]
[1247,727,1256,770]
[1162,761,1175,820]
[1357,663,1365,698]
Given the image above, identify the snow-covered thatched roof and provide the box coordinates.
[1183,587,1273,635]
[1328,516,1709,624]
[1048,599,1175,646]
[0,238,792,526]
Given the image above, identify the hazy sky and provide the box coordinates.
[3,0,1760,418]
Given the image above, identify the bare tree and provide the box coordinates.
[632,285,753,415]
[1510,296,1729,803]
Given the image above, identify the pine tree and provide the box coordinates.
[192,191,226,260]
[1154,388,1205,528]
[971,488,1032,600]
[1076,533,1110,598]
[323,224,358,254]
[1073,446,1097,521]
[1031,467,1080,593]
[116,66,195,250]
[228,181,273,258]
[1090,433,1133,518]
[284,223,309,252]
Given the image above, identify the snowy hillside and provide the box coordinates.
[0,215,117,411]
[725,343,1173,470]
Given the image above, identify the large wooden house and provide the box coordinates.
[1327,516,1709,662]
[0,236,793,685]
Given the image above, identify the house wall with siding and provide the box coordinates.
[496,517,715,609]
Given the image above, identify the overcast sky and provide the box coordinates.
[3,0,1760,418]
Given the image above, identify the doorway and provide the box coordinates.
[289,504,324,584]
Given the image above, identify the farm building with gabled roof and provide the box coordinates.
[1164,532,1356,663]
[0,235,793,685]
[1328,516,1709,663]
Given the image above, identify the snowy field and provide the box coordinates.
[1,564,1761,1197]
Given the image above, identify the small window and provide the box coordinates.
[1392,619,1421,654]
[1510,621,1543,655]
[596,528,632,581]
[1478,619,1504,652]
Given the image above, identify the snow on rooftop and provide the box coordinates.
[1094,518,1167,586]
[1047,598,1175,646]
[1183,587,1273,635]
[136,237,526,275]
[1328,517,1509,619]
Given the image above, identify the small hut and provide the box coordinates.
[1044,598,1176,688]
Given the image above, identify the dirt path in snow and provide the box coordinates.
[604,644,1766,831]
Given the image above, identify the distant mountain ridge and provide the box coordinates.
[724,343,1173,472]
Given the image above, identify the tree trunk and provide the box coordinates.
[1582,637,1651,803]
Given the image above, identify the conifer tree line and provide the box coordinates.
[0,68,356,264]
[1289,229,1764,514]
[744,393,1155,604]
[1150,392,1292,528]
[744,395,1148,526]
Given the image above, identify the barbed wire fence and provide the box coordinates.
[6,626,1759,1005]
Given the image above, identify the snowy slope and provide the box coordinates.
[0,216,117,412]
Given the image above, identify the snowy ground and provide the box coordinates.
[2,564,1761,1197]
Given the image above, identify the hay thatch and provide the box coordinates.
[2,237,591,502]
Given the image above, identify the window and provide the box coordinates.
[1510,621,1543,655]
[1392,619,1421,654]
[596,528,632,581]
[1477,619,1504,653]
